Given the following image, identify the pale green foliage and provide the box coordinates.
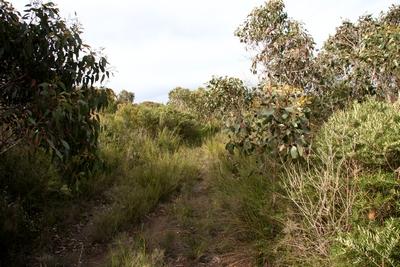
[117,90,135,104]
[235,0,315,89]
[317,5,400,107]
[167,87,212,121]
[103,103,207,147]
[278,99,400,266]
[334,219,400,267]
[167,87,195,112]
[315,98,400,169]
[205,76,250,117]
[237,1,400,117]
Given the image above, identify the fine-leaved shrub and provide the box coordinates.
[315,98,400,169]
[333,219,400,267]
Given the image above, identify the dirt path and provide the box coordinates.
[34,146,253,266]
[121,149,254,267]
[136,176,223,266]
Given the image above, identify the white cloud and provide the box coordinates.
[9,0,399,102]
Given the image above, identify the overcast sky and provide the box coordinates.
[10,0,399,102]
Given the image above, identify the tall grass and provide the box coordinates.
[205,134,284,265]
[91,141,199,241]
[89,105,203,242]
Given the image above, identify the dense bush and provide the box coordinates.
[278,99,400,266]
[330,170,400,266]
[0,1,111,186]
[352,172,400,224]
[103,103,210,147]
[315,98,400,169]
[333,219,400,267]
[226,84,311,160]
[317,6,400,105]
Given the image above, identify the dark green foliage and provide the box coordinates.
[226,85,311,160]
[0,145,65,265]
[0,1,111,186]
[352,172,400,225]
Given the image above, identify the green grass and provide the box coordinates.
[202,134,284,266]
[106,233,165,267]
[90,142,200,242]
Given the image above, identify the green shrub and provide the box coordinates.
[279,99,400,266]
[330,171,400,266]
[333,219,400,267]
[315,98,400,169]
[352,172,400,225]
[105,103,207,146]
[226,85,311,160]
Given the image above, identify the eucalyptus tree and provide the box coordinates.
[0,1,111,185]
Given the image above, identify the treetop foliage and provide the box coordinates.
[117,90,135,104]
[235,0,315,89]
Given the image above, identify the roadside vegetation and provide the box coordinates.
[1,0,400,266]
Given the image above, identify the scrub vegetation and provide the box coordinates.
[1,0,400,266]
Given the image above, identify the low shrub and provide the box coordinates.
[352,171,400,225]
[277,99,400,266]
[105,103,208,146]
[329,170,400,266]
